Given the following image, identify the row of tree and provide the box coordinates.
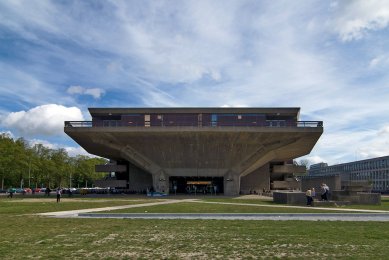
[0,133,107,190]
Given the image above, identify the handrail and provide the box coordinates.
[65,121,323,128]
[65,121,92,127]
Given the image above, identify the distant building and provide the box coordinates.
[65,107,323,195]
[308,156,389,192]
[307,162,328,176]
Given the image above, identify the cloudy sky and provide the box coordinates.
[1,0,389,166]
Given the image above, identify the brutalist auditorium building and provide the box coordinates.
[65,108,323,196]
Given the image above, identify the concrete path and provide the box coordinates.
[36,198,389,221]
[77,212,389,221]
[189,200,389,213]
[37,199,185,218]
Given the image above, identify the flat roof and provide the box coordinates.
[89,107,301,117]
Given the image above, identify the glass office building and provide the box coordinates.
[308,156,389,192]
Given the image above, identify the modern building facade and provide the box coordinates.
[308,156,389,193]
[65,107,323,195]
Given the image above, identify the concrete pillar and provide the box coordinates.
[151,171,169,194]
[224,171,241,196]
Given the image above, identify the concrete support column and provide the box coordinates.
[151,171,169,194]
[224,171,241,196]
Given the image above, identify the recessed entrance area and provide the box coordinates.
[169,176,224,194]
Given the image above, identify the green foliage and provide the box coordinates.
[0,134,107,189]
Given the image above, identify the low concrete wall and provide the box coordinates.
[328,190,381,205]
[358,192,381,205]
[331,190,347,201]
[273,191,306,205]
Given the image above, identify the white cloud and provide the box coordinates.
[304,156,326,165]
[64,146,93,157]
[305,123,389,166]
[0,130,14,139]
[331,0,389,41]
[1,0,389,166]
[67,85,105,99]
[369,54,389,68]
[67,85,84,95]
[1,104,84,137]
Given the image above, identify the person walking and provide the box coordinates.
[321,183,329,201]
[7,188,14,198]
[311,188,316,201]
[56,188,62,203]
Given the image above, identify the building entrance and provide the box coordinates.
[169,176,224,194]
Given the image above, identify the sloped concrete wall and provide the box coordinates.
[240,164,270,194]
[128,163,152,192]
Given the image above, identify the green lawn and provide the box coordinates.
[1,196,389,259]
[0,197,154,214]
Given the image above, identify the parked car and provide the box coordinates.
[8,188,16,193]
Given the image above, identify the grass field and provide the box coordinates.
[1,195,389,259]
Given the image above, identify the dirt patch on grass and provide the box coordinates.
[234,195,272,200]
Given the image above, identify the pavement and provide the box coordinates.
[36,198,389,221]
[37,199,187,218]
[77,212,389,221]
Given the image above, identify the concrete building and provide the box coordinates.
[65,107,323,195]
[308,156,389,193]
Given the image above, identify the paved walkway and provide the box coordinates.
[37,199,389,221]
[37,199,185,217]
[77,212,389,221]
[189,200,389,213]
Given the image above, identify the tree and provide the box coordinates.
[294,159,310,169]
[73,155,107,187]
[0,134,108,189]
[50,148,69,188]
[0,133,15,189]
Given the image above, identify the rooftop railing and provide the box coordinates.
[65,120,323,128]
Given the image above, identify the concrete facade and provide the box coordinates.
[65,107,323,195]
[240,164,270,194]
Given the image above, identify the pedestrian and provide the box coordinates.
[7,188,13,198]
[321,183,329,201]
[306,188,312,206]
[311,188,316,201]
[56,188,62,203]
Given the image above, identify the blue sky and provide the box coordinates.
[1,0,389,166]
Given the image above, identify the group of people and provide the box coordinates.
[44,187,62,203]
[6,187,62,203]
[306,183,330,206]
